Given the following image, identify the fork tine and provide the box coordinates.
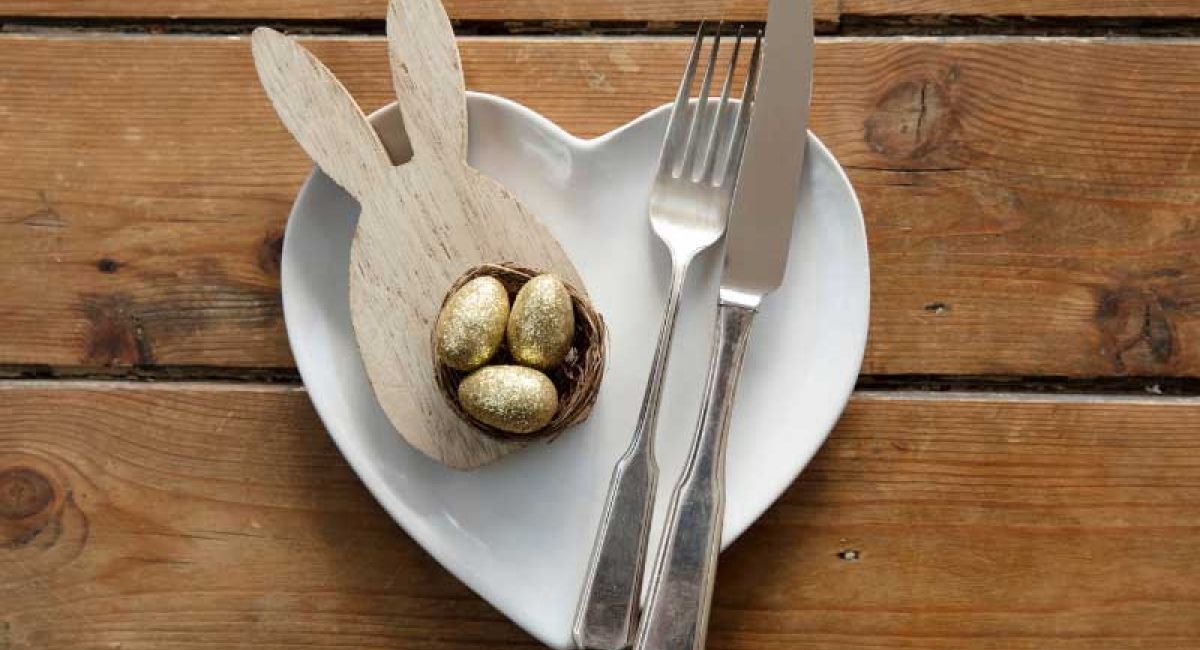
[656,23,707,179]
[721,29,764,193]
[699,25,744,185]
[680,23,723,179]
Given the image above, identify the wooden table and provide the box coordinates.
[3,2,1199,648]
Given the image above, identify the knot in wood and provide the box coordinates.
[1094,277,1180,373]
[0,467,55,521]
[865,75,955,160]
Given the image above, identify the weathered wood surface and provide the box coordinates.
[2,35,1198,376]
[3,0,1196,21]
[3,3,1195,649]
[2,383,1197,649]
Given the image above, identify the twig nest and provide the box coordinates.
[433,263,606,441]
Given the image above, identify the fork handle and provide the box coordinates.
[633,301,756,650]
[572,438,657,650]
[574,260,690,650]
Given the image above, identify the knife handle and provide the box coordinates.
[633,301,756,650]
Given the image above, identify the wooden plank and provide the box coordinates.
[0,0,840,22]
[844,1,1200,18]
[1,383,1198,648]
[2,36,1199,376]
[3,0,1198,21]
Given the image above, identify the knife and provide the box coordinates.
[631,2,814,650]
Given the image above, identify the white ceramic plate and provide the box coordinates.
[282,92,869,649]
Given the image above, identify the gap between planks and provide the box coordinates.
[3,15,1200,38]
[3,379,1200,410]
[3,374,1200,398]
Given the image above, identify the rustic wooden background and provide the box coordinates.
[2,2,1199,648]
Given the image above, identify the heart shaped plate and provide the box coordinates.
[282,92,869,648]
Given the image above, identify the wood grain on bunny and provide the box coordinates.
[251,0,586,469]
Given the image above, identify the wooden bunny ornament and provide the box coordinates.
[252,0,586,469]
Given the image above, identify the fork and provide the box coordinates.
[573,24,763,650]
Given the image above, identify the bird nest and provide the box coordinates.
[432,263,607,441]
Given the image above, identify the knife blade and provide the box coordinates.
[721,0,813,308]
[631,3,814,650]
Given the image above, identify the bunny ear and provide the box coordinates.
[387,0,469,162]
[252,28,393,199]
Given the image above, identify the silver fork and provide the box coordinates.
[573,23,763,650]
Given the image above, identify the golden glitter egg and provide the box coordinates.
[435,276,510,372]
[457,365,559,435]
[507,274,575,370]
